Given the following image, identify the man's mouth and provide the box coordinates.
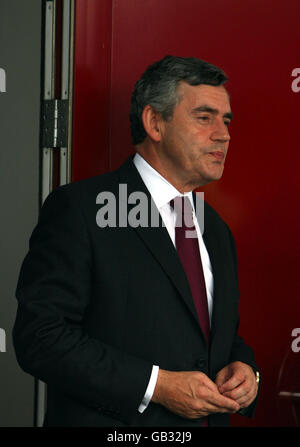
[209,151,225,161]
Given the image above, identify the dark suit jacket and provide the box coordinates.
[13,156,259,427]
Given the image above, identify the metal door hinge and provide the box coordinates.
[42,99,69,148]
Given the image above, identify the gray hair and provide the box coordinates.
[130,55,228,145]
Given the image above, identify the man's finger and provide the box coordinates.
[206,389,240,413]
[222,379,257,407]
[218,374,244,393]
[215,371,228,388]
[221,380,249,400]
[235,390,257,408]
[236,384,258,407]
[199,372,222,393]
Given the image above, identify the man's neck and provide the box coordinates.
[135,147,196,193]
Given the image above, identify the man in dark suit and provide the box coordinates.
[13,55,259,427]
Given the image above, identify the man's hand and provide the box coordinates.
[215,361,258,409]
[151,369,240,419]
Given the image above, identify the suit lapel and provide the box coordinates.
[118,156,205,338]
[202,216,221,341]
[200,200,228,345]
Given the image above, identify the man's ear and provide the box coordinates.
[141,105,163,143]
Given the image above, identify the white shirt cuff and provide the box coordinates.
[138,365,159,413]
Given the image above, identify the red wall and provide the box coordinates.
[73,0,300,426]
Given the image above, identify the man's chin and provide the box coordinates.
[198,168,224,186]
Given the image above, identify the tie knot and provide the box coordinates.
[170,196,194,227]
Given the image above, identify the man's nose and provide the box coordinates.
[210,121,231,142]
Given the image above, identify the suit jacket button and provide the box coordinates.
[195,358,206,369]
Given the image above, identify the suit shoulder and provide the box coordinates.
[39,169,122,223]
[204,200,226,224]
[204,200,232,234]
[57,169,119,195]
[203,201,238,263]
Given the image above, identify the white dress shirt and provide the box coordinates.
[133,153,214,413]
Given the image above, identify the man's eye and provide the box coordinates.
[224,120,231,127]
[198,116,210,122]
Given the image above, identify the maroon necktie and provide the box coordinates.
[171,196,210,344]
[172,196,210,427]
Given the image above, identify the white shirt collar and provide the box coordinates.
[133,152,194,210]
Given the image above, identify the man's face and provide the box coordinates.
[158,82,232,190]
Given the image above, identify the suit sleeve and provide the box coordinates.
[13,187,153,424]
[226,224,261,418]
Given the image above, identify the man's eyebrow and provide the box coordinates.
[191,105,233,121]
